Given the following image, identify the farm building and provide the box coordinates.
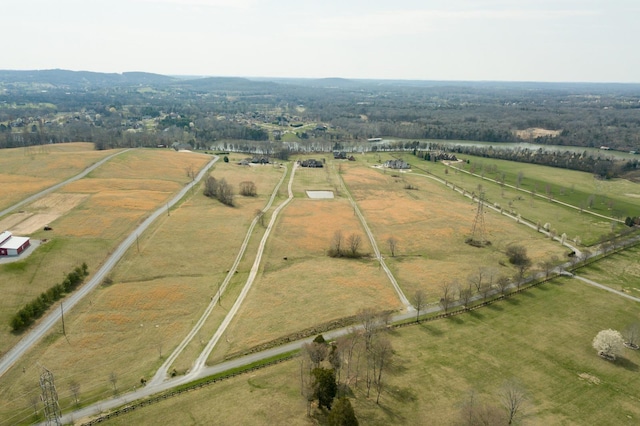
[0,231,31,256]
[384,159,410,169]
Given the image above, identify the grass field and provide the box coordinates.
[0,142,117,211]
[0,155,286,423]
[100,277,640,426]
[340,159,568,298]
[2,150,639,425]
[0,149,210,355]
[398,153,640,245]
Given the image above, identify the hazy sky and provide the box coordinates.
[3,0,638,82]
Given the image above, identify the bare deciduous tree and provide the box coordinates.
[331,230,344,256]
[239,181,257,196]
[371,336,393,404]
[496,275,510,295]
[347,233,362,256]
[500,379,526,425]
[439,282,455,312]
[216,178,234,206]
[623,322,640,349]
[108,372,118,395]
[386,236,398,257]
[458,282,474,309]
[185,163,196,180]
[412,290,427,322]
[255,209,265,227]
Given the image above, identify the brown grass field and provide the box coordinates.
[0,149,210,356]
[212,195,402,363]
[0,142,115,211]
[1,151,638,425]
[340,162,568,298]
[0,155,286,422]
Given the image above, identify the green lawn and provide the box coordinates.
[577,244,640,295]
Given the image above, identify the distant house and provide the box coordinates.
[0,231,30,256]
[251,156,270,164]
[384,159,410,169]
[300,159,323,168]
[333,151,347,159]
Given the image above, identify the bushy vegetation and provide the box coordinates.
[10,263,89,332]
[203,176,234,206]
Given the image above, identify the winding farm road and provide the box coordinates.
[0,154,219,379]
[336,167,413,310]
[148,164,289,386]
[0,149,130,219]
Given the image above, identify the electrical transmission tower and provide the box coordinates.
[39,367,61,426]
[468,190,489,247]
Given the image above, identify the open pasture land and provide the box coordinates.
[403,153,639,245]
[340,160,568,298]
[436,152,640,218]
[577,244,640,295]
[0,142,116,212]
[212,192,403,363]
[0,149,210,354]
[0,156,286,421]
[102,277,640,426]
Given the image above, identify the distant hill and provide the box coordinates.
[0,69,176,88]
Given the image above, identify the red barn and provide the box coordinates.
[0,231,31,256]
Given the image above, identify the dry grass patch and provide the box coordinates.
[212,196,401,363]
[341,163,567,297]
[0,276,211,421]
[87,149,210,183]
[0,143,115,211]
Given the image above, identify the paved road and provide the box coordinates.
[0,149,129,219]
[561,271,640,302]
[0,155,219,379]
[148,164,289,386]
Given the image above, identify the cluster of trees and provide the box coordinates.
[10,263,89,332]
[203,176,234,206]
[624,216,640,227]
[300,309,394,422]
[328,231,364,258]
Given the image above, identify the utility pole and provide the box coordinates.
[60,303,65,336]
[39,367,61,426]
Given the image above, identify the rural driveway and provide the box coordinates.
[0,149,129,219]
[0,154,219,379]
[149,163,289,386]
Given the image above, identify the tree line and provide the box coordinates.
[10,263,89,332]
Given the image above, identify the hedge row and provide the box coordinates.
[10,263,89,332]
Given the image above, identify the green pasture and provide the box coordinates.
[102,276,640,425]
[399,153,639,245]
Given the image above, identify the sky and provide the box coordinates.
[2,0,639,82]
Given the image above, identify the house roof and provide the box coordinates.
[0,236,29,250]
[0,231,12,245]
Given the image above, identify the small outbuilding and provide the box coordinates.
[0,231,31,256]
